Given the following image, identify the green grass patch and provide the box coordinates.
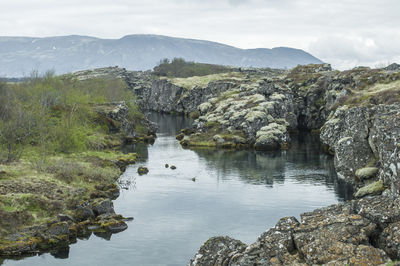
[167,72,246,90]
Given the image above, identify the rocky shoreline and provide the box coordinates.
[189,195,400,265]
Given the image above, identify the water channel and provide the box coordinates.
[4,113,353,266]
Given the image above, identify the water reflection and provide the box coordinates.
[191,133,353,201]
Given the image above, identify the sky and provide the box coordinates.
[0,0,399,70]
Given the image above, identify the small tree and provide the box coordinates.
[0,105,36,162]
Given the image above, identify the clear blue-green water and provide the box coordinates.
[3,113,352,266]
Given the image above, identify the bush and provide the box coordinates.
[153,58,233,78]
[0,71,142,160]
[0,105,38,162]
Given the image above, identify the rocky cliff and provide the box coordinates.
[174,64,400,265]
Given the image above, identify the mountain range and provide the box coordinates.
[0,34,323,77]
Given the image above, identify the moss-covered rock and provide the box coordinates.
[355,167,379,181]
[355,180,385,198]
[176,133,185,141]
[137,166,149,175]
[254,123,289,151]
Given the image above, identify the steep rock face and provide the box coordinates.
[138,79,236,113]
[189,196,400,265]
[321,104,400,196]
[177,64,336,149]
[370,105,400,196]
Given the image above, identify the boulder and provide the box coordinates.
[189,236,247,266]
[254,123,289,150]
[92,199,115,216]
[47,222,70,236]
[74,205,95,222]
[137,166,149,175]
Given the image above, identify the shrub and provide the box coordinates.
[153,58,233,78]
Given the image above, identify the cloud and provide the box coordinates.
[309,32,400,70]
[0,0,399,69]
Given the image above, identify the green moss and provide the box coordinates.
[315,98,326,107]
[354,180,385,198]
[215,90,240,104]
[183,141,216,148]
[204,121,221,129]
[189,110,200,119]
[167,72,245,90]
[355,167,379,181]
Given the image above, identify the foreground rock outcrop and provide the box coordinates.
[190,195,400,265]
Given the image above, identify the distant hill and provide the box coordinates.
[0,34,323,77]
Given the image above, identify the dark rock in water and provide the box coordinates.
[103,220,128,233]
[94,231,113,241]
[138,166,149,175]
[92,199,115,216]
[181,128,195,136]
[175,133,185,141]
[143,135,156,144]
[191,177,196,182]
[165,163,169,168]
[50,246,70,259]
[170,165,177,170]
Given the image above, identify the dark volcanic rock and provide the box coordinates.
[189,236,247,266]
[92,199,115,216]
[137,166,149,175]
[321,104,400,196]
[190,196,400,265]
[74,205,95,222]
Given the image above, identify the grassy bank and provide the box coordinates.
[0,72,152,257]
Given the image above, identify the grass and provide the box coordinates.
[343,80,400,107]
[0,145,135,232]
[166,72,246,89]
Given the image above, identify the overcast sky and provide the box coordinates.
[0,0,399,69]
